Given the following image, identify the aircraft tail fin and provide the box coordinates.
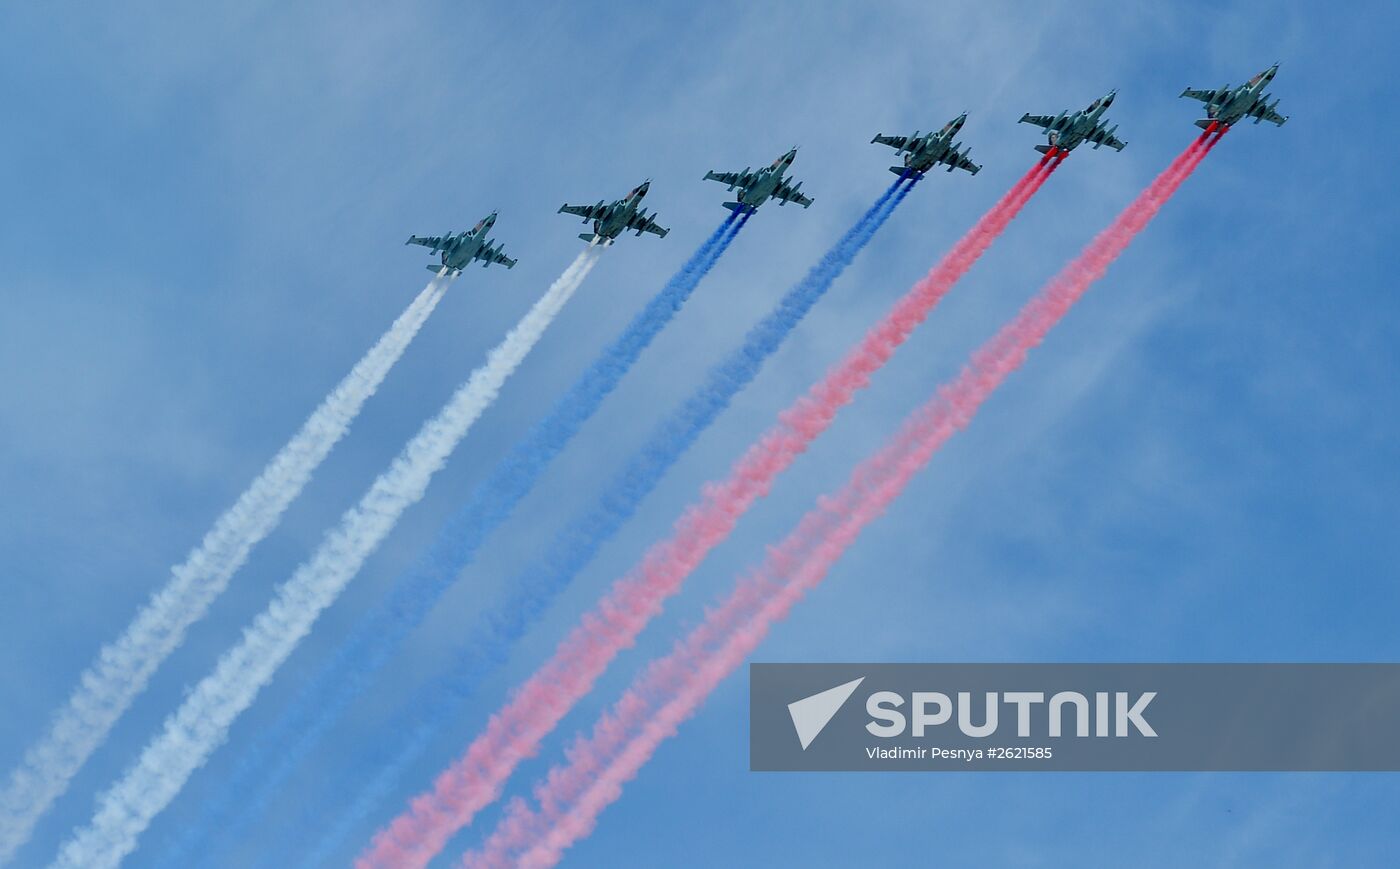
[1194,118,1215,129]
[578,232,599,243]
[1034,144,1053,154]
[721,201,749,213]
[427,265,451,275]
[888,166,911,176]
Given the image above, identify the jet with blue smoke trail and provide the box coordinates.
[278,173,924,867]
[156,212,748,869]
[51,247,601,869]
[704,147,813,212]
[872,111,982,176]
[0,276,449,866]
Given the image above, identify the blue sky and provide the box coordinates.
[2,1,1397,866]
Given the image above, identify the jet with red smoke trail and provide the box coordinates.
[1181,63,1289,128]
[1020,90,1127,154]
[704,147,813,213]
[871,112,981,177]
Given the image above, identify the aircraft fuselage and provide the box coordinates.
[905,118,965,172]
[440,229,490,271]
[580,182,647,241]
[1046,98,1112,151]
[1208,67,1277,125]
[736,150,797,207]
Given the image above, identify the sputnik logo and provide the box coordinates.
[787,677,865,750]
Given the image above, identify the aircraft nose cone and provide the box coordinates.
[1104,91,1116,105]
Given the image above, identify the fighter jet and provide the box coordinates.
[406,211,516,275]
[871,112,981,177]
[1180,63,1288,129]
[1019,91,1127,154]
[703,148,813,213]
[559,180,669,244]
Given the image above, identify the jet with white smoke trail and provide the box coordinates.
[0,275,449,865]
[559,180,669,244]
[406,210,518,275]
[158,213,749,869]
[48,247,602,869]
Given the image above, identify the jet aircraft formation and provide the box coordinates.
[406,64,1288,274]
[2,63,1294,869]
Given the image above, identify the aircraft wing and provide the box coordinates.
[1087,123,1127,151]
[1019,113,1057,130]
[406,234,449,253]
[559,202,607,221]
[704,169,756,190]
[771,177,813,208]
[627,212,669,238]
[478,243,517,269]
[1179,87,1218,104]
[1247,99,1288,126]
[941,149,981,175]
[871,133,913,153]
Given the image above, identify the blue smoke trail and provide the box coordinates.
[284,175,917,867]
[155,213,744,869]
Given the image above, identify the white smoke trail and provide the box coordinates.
[48,248,601,869]
[0,277,449,864]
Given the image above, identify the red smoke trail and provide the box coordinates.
[357,157,1063,869]
[467,129,1225,869]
